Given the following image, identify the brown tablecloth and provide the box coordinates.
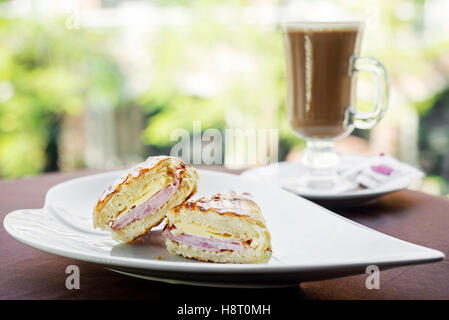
[0,168,448,300]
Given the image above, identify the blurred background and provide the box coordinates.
[0,0,448,196]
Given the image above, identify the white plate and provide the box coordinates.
[3,169,444,288]
[241,155,422,206]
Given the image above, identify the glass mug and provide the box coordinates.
[282,21,389,193]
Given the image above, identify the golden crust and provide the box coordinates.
[92,156,199,242]
[94,156,173,214]
[171,192,267,229]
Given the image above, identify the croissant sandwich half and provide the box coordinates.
[164,192,272,263]
[93,156,198,242]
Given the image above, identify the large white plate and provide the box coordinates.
[3,169,444,287]
[241,154,422,206]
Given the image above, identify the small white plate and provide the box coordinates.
[3,169,443,287]
[241,154,422,206]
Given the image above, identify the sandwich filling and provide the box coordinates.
[111,179,179,230]
[164,226,245,252]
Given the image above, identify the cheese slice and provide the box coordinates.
[173,222,233,240]
[114,178,169,220]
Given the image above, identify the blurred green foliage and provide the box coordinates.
[1,0,449,194]
[0,18,125,178]
[138,2,302,159]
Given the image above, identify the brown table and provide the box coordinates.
[1,168,448,300]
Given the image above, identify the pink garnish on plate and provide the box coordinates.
[371,164,394,176]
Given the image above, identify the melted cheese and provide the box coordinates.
[174,222,233,240]
[131,179,167,207]
[114,178,169,220]
[251,225,267,250]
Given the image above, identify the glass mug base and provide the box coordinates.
[282,140,357,195]
[283,169,356,195]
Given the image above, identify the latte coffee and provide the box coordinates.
[283,22,362,138]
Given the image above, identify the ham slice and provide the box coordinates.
[112,180,179,230]
[164,229,244,252]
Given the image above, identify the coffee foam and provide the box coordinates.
[282,21,362,32]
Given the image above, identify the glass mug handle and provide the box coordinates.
[349,56,390,129]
